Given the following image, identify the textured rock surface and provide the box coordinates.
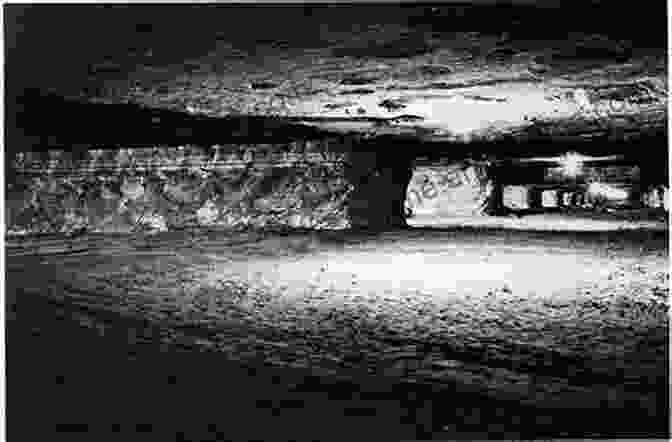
[9,144,665,236]
[7,140,435,235]
[81,7,668,142]
[6,144,355,235]
[5,4,667,234]
[7,5,666,145]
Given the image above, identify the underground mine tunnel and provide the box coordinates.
[5,3,670,441]
[5,93,669,234]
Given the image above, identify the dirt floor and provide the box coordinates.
[6,220,670,440]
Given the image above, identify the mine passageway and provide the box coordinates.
[5,3,668,440]
[7,226,669,440]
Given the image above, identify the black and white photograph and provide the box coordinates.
[4,1,670,440]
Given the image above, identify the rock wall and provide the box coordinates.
[6,142,358,236]
[8,144,663,236]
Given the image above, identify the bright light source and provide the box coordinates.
[588,182,629,200]
[560,152,583,177]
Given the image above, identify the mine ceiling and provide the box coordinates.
[5,3,668,152]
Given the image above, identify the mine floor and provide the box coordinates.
[6,220,669,440]
[409,208,668,231]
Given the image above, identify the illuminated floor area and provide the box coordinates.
[407,210,668,231]
[7,227,669,438]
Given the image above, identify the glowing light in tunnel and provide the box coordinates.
[560,152,583,177]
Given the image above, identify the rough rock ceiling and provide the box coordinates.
[7,3,669,144]
[112,36,666,143]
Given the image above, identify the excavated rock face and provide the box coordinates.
[39,5,660,145]
[7,4,666,144]
[6,144,665,235]
[5,4,667,234]
[7,142,416,235]
[6,144,349,235]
